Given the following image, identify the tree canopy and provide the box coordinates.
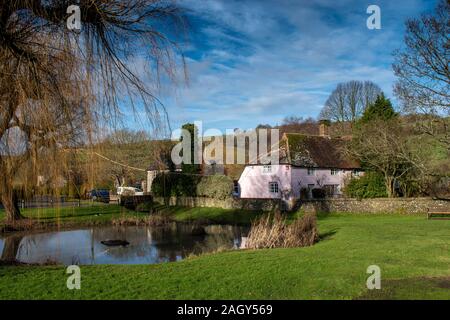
[319,80,382,123]
[0,1,186,222]
[360,94,397,123]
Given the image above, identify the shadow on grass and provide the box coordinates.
[355,276,450,300]
[318,229,338,241]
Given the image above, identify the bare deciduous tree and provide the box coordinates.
[346,119,423,198]
[393,0,449,113]
[320,80,382,123]
[0,1,186,223]
[393,0,450,151]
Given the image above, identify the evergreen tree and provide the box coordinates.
[181,123,201,174]
[360,93,397,123]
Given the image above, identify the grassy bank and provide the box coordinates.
[154,205,264,225]
[1,213,449,299]
[0,204,262,231]
[0,204,139,230]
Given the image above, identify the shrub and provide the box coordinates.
[151,173,200,197]
[244,212,318,249]
[343,171,387,198]
[119,195,153,210]
[196,175,234,200]
[312,188,326,199]
[151,173,169,197]
[151,173,233,199]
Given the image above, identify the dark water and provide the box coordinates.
[0,224,248,265]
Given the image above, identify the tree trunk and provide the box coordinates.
[385,176,394,198]
[1,188,23,223]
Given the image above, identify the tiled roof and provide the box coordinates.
[280,133,361,169]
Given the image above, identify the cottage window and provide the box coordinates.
[262,165,272,174]
[233,181,240,195]
[324,184,340,196]
[307,168,315,175]
[331,169,339,175]
[269,182,279,193]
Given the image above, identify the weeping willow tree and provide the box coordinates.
[0,1,186,223]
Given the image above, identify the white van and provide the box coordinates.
[117,187,144,196]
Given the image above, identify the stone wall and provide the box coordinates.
[154,196,282,211]
[154,196,450,214]
[296,198,450,214]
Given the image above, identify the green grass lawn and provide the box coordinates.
[0,203,139,229]
[1,212,449,299]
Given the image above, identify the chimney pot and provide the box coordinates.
[319,120,330,137]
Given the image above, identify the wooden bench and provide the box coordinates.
[427,209,450,220]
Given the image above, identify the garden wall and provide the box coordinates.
[154,196,282,211]
[297,198,450,214]
[154,196,450,214]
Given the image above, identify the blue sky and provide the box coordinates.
[152,0,438,133]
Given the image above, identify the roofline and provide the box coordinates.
[243,163,363,170]
[284,132,348,140]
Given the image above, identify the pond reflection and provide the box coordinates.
[0,223,248,265]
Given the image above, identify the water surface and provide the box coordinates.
[0,223,248,265]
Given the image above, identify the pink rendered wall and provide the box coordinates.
[238,165,359,199]
[238,165,292,199]
[291,168,354,197]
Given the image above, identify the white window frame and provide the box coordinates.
[307,168,315,175]
[262,165,272,174]
[269,182,279,194]
[331,169,339,175]
[324,184,340,196]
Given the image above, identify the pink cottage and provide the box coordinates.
[237,132,362,200]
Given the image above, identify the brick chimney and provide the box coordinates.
[319,120,330,137]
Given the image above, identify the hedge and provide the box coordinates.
[343,171,387,199]
[196,175,234,200]
[119,195,153,210]
[151,173,234,200]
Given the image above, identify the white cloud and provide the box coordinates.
[158,0,437,131]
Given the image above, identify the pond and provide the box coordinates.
[0,223,248,265]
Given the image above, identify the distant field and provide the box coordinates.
[1,213,449,299]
